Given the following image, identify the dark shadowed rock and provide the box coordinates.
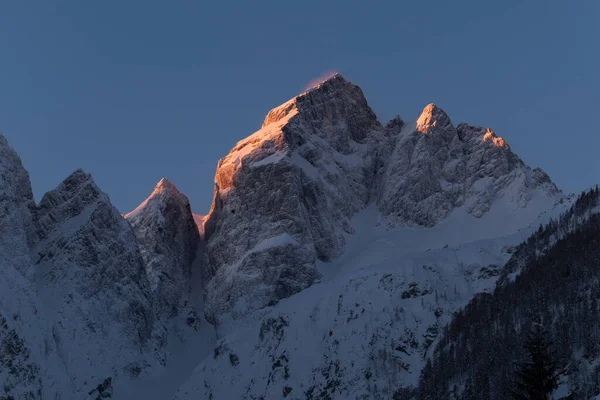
[125,178,200,319]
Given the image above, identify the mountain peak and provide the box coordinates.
[154,177,179,195]
[0,133,35,206]
[38,168,99,209]
[416,103,453,135]
[261,73,373,131]
[125,178,187,220]
[125,178,199,315]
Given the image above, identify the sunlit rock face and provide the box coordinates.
[202,84,560,321]
[376,104,560,226]
[203,74,388,321]
[125,178,200,319]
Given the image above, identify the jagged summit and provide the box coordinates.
[415,103,453,136]
[203,74,384,319]
[200,76,562,320]
[41,168,95,200]
[260,73,347,128]
[261,73,376,134]
[35,168,108,239]
[125,177,188,220]
[125,178,199,317]
[378,104,560,227]
[155,177,177,192]
[148,177,183,199]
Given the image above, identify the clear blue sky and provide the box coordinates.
[1,1,598,214]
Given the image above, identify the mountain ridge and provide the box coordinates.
[199,73,561,321]
[0,73,571,400]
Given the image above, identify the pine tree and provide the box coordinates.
[418,359,437,400]
[511,321,558,400]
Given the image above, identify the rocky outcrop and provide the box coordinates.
[0,134,37,276]
[0,134,45,398]
[202,74,386,320]
[125,178,200,319]
[33,169,162,394]
[0,134,167,399]
[201,77,561,322]
[377,104,560,226]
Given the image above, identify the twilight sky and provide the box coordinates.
[1,1,598,214]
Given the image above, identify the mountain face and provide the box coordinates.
[33,169,162,395]
[0,136,170,399]
[0,73,577,400]
[201,74,560,322]
[125,178,200,319]
[202,74,390,321]
[377,104,559,227]
[0,135,44,398]
[170,75,570,399]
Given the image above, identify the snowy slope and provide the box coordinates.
[200,73,561,324]
[169,74,567,399]
[175,197,570,400]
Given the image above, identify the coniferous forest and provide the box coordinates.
[416,187,600,399]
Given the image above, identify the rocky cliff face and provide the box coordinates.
[0,134,46,399]
[125,178,200,319]
[33,169,163,396]
[201,75,560,322]
[0,134,37,277]
[0,73,567,400]
[0,134,168,399]
[202,74,388,321]
[377,104,559,227]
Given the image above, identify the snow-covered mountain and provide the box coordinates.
[201,73,560,324]
[377,104,559,227]
[33,169,165,395]
[0,137,168,399]
[0,134,44,398]
[175,200,570,400]
[125,178,200,319]
[172,74,568,399]
[0,73,581,399]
